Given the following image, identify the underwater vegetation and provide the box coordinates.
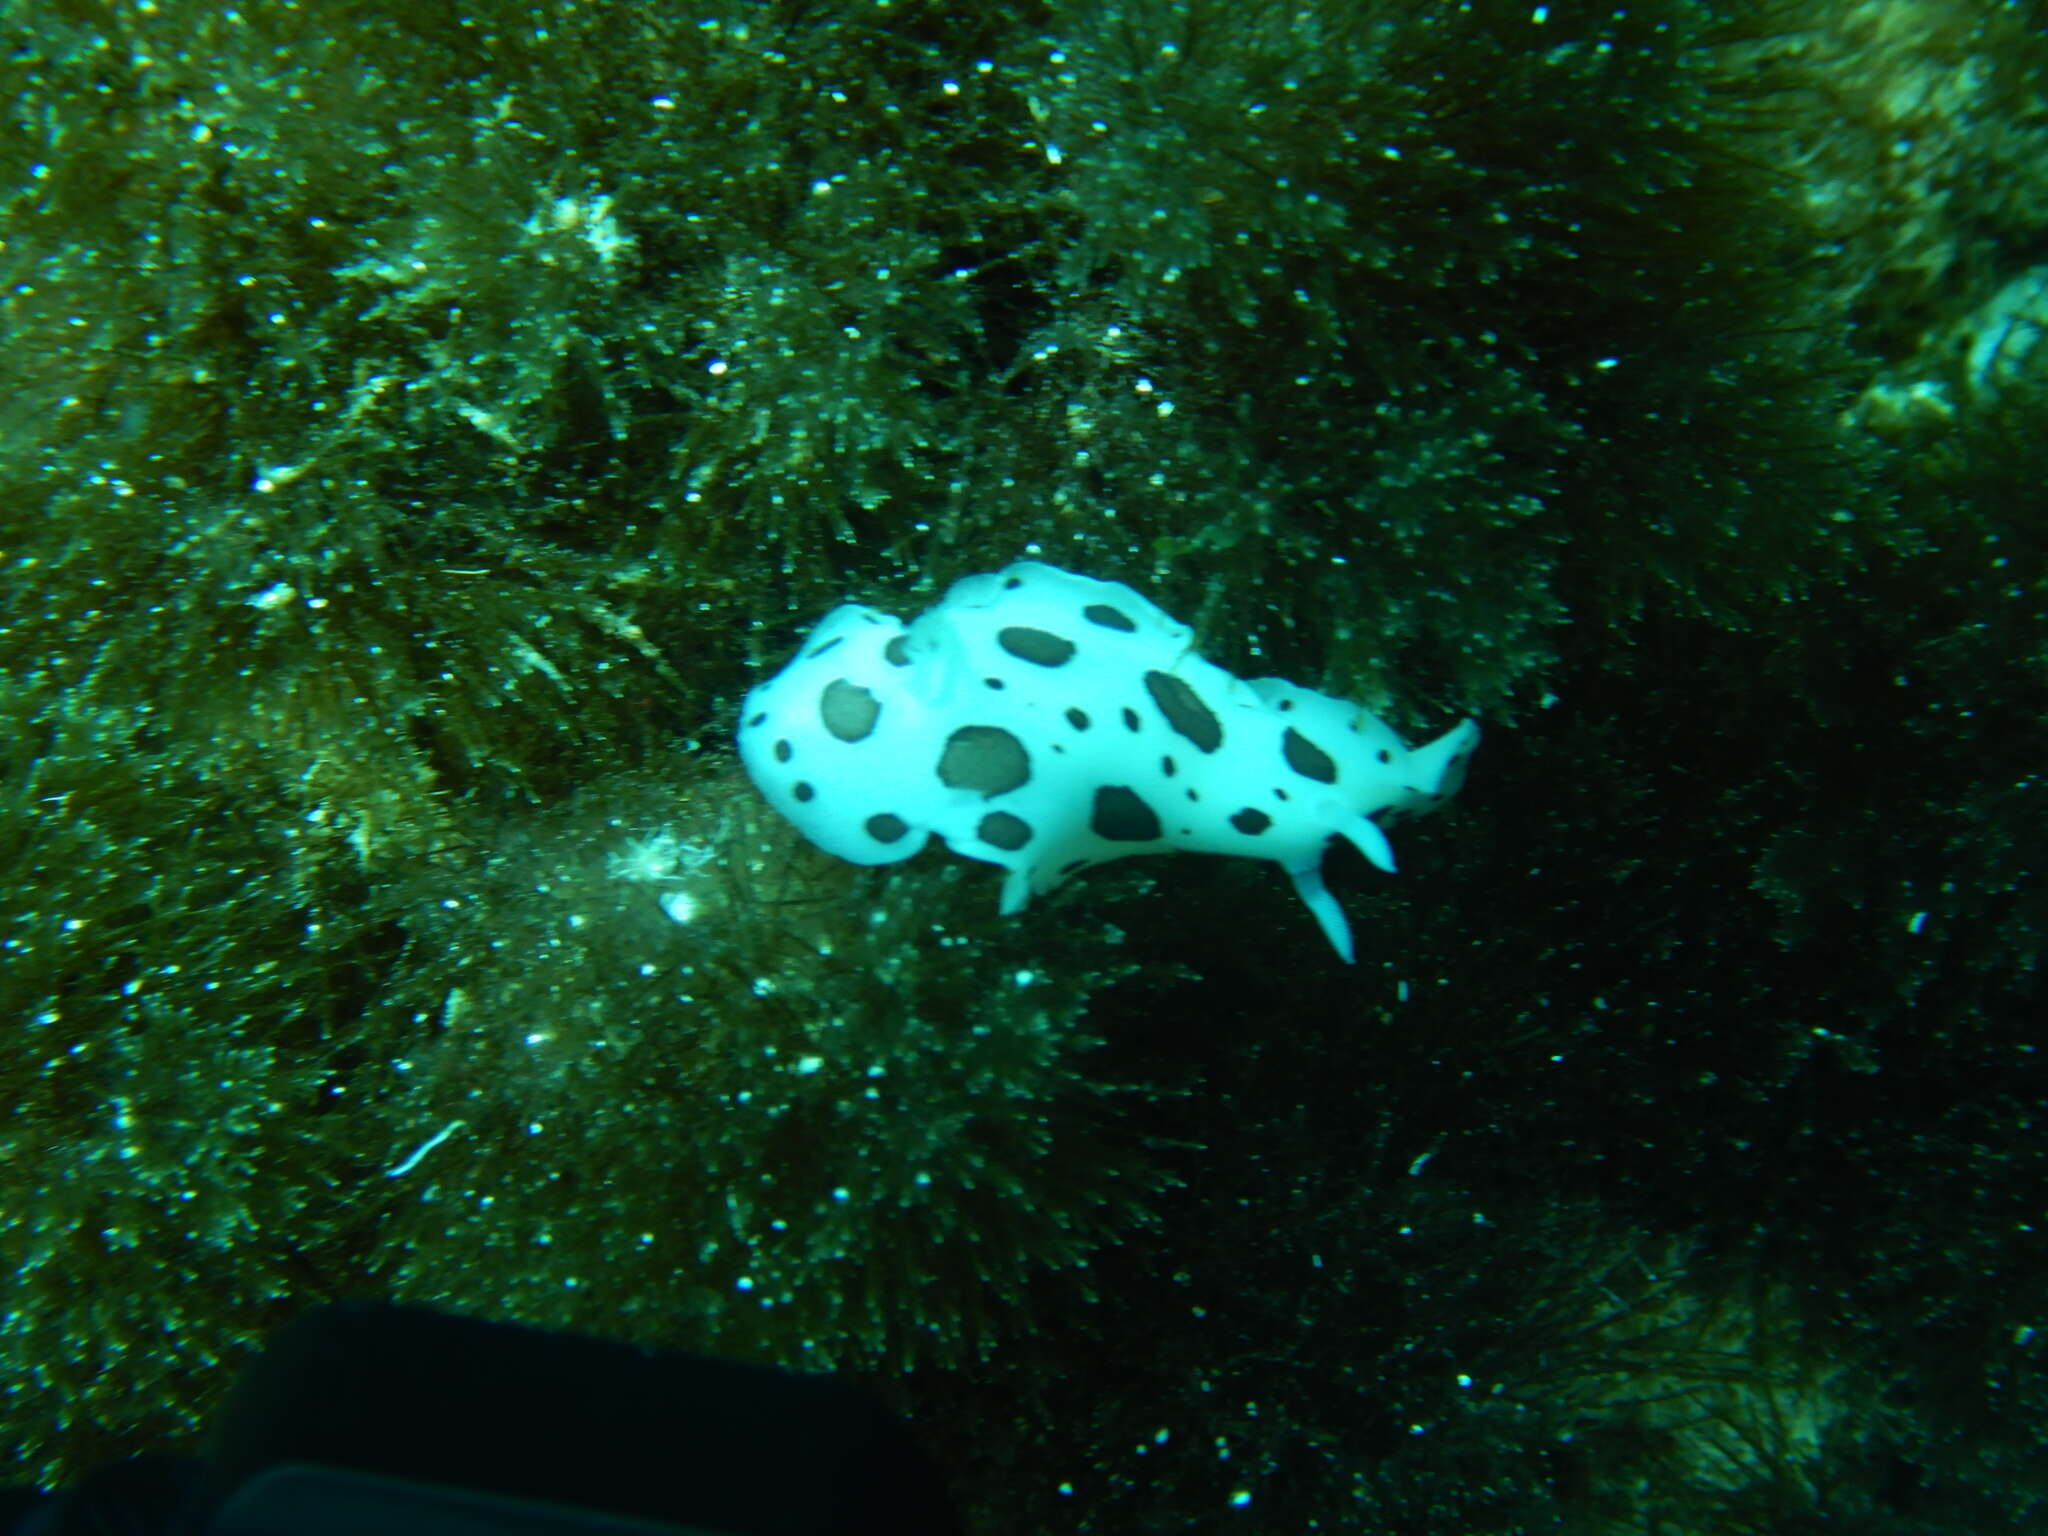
[2,0,2043,1529]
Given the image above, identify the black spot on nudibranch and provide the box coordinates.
[1230,807,1272,835]
[865,813,910,843]
[773,739,793,763]
[884,635,912,667]
[1065,707,1091,731]
[977,811,1032,851]
[1083,603,1137,632]
[1282,727,1338,784]
[1121,707,1142,732]
[1376,748,1393,764]
[997,626,1077,667]
[747,711,767,728]
[819,679,880,743]
[1143,670,1222,753]
[1091,785,1161,842]
[794,782,815,802]
[1161,755,1177,778]
[938,725,1030,797]
[805,635,846,660]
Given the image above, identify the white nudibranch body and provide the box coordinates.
[736,561,1478,962]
